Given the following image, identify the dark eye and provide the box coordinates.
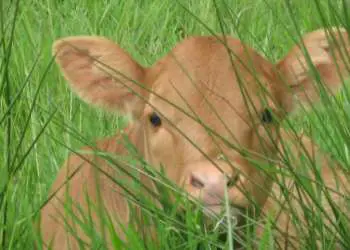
[227,174,240,188]
[261,108,273,123]
[149,112,162,127]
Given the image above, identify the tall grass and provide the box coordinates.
[1,0,350,249]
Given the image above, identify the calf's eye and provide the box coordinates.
[149,112,162,127]
[227,174,240,188]
[261,108,273,123]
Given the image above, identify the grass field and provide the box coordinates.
[1,0,350,249]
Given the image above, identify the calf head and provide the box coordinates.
[53,28,350,219]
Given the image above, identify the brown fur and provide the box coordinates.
[41,28,350,249]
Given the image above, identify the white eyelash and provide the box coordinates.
[216,154,227,161]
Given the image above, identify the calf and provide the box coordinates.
[40,27,350,249]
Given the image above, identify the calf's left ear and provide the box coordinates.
[53,36,148,118]
[277,27,350,111]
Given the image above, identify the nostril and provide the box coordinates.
[190,175,205,189]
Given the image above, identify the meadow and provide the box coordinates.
[1,0,350,249]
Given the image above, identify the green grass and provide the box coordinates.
[1,0,350,249]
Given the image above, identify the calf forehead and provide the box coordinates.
[147,36,276,124]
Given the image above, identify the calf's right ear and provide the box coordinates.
[277,27,350,112]
[53,36,148,118]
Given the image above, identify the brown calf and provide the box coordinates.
[40,27,350,249]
